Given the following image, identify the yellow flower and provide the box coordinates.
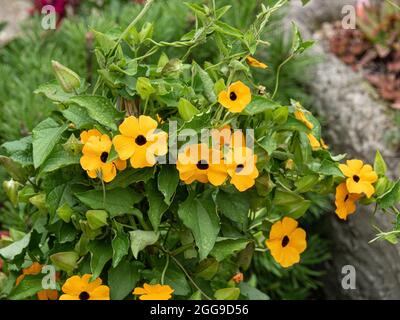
[265,217,307,268]
[80,129,102,144]
[176,143,228,186]
[307,133,321,151]
[211,125,246,151]
[339,159,378,198]
[335,182,361,220]
[294,110,314,130]
[113,115,168,169]
[133,283,174,300]
[218,81,251,113]
[246,56,268,69]
[59,274,110,300]
[80,133,126,182]
[225,147,259,192]
[16,262,58,300]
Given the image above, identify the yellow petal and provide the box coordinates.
[139,115,158,136]
[119,116,139,137]
[113,135,136,160]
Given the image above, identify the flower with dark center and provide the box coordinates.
[266,217,307,268]
[281,235,290,247]
[334,182,361,220]
[79,291,90,300]
[113,115,168,169]
[100,152,108,163]
[196,160,209,170]
[339,159,378,198]
[218,81,251,113]
[135,135,147,146]
[235,164,245,173]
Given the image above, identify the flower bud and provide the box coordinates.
[178,98,200,121]
[2,179,20,207]
[57,203,74,223]
[136,77,155,100]
[62,134,82,155]
[50,251,79,273]
[162,58,183,77]
[51,60,81,93]
[29,194,47,213]
[86,210,108,230]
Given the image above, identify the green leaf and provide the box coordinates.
[32,118,68,168]
[34,81,74,102]
[62,105,95,129]
[194,62,216,103]
[210,239,250,262]
[106,168,155,189]
[111,230,130,268]
[378,180,400,209]
[146,181,169,231]
[273,106,289,125]
[108,259,141,300]
[129,230,159,259]
[50,251,79,273]
[0,232,30,260]
[317,160,344,177]
[243,96,280,116]
[178,98,200,121]
[89,241,112,279]
[214,20,243,38]
[2,136,33,167]
[39,148,80,174]
[178,194,220,260]
[216,189,250,225]
[158,165,179,205]
[239,282,269,300]
[374,150,387,176]
[295,174,319,193]
[93,30,117,55]
[68,95,123,130]
[8,275,43,300]
[75,188,142,217]
[273,188,311,219]
[214,288,240,300]
[136,77,156,100]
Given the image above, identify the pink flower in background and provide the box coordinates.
[356,0,371,20]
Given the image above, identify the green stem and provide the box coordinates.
[272,53,294,99]
[161,255,170,285]
[116,0,155,47]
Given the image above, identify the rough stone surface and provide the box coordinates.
[0,0,31,46]
[288,0,400,299]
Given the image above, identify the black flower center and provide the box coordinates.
[196,160,209,170]
[100,152,109,163]
[229,92,237,101]
[353,175,360,183]
[79,291,90,300]
[281,235,290,248]
[235,164,245,173]
[135,135,147,146]
[344,194,349,202]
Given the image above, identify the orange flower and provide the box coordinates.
[266,217,307,268]
[218,81,251,113]
[133,283,174,300]
[80,129,102,144]
[335,182,361,220]
[307,133,321,151]
[176,144,228,186]
[210,125,246,151]
[339,159,378,198]
[15,262,58,300]
[246,56,268,69]
[59,274,110,300]
[231,272,244,284]
[80,133,126,182]
[225,147,259,192]
[294,110,313,130]
[113,115,168,168]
